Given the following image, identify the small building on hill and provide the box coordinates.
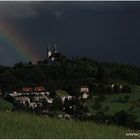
[80,86,89,93]
[80,86,89,99]
[110,83,124,93]
[47,98,53,104]
[119,84,123,90]
[111,83,115,88]
[82,93,89,99]
[56,90,72,103]
[9,91,22,97]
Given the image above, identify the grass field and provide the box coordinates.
[0,97,13,111]
[87,86,140,121]
[0,111,139,139]
[0,88,140,138]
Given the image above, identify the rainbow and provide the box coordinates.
[0,21,40,63]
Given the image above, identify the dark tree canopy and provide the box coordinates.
[0,55,139,94]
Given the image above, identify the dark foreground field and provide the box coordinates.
[0,86,140,139]
[0,111,139,139]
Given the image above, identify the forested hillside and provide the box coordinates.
[1,55,140,131]
[0,55,139,95]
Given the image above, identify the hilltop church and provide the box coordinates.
[47,44,60,63]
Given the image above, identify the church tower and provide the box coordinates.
[47,43,60,63]
[47,44,52,58]
[53,43,58,54]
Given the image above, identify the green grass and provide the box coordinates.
[87,86,140,121]
[0,89,140,138]
[102,86,140,120]
[0,97,13,111]
[0,112,138,139]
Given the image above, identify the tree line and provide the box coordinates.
[0,55,139,95]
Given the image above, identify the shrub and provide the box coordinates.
[93,111,107,123]
[122,85,131,93]
[52,97,63,110]
[112,110,137,128]
[124,95,130,102]
[92,97,102,110]
[114,85,121,93]
[105,106,110,111]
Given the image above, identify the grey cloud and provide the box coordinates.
[0,1,134,19]
[0,2,39,19]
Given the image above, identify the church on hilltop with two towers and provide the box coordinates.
[47,43,60,63]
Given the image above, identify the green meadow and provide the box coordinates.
[87,86,140,121]
[0,111,138,139]
[0,97,13,111]
[0,87,140,138]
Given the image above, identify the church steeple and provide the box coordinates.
[47,43,60,63]
[53,43,57,53]
[47,43,52,58]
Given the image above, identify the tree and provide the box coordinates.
[114,84,121,93]
[95,63,105,81]
[113,110,137,127]
[52,97,63,110]
[122,85,131,93]
[28,61,32,65]
[113,110,128,126]
[93,111,106,123]
[92,97,102,110]
[124,95,130,102]
[0,71,19,92]
[105,106,110,111]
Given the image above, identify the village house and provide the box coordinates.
[15,87,33,96]
[36,102,43,107]
[61,96,72,103]
[80,86,89,99]
[56,90,72,103]
[29,102,37,109]
[34,96,46,102]
[14,96,30,105]
[34,96,40,101]
[34,86,46,92]
[34,86,50,96]
[80,86,89,93]
[10,86,50,97]
[120,84,123,91]
[9,91,23,97]
[22,87,33,92]
[111,83,115,88]
[110,83,123,92]
[47,98,53,104]
[4,86,53,113]
[82,93,89,99]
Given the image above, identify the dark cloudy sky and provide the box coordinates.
[0,1,140,66]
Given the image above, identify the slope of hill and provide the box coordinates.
[102,86,140,121]
[0,56,140,94]
[0,111,139,139]
[86,86,140,122]
[0,97,13,111]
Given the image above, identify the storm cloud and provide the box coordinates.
[0,1,140,66]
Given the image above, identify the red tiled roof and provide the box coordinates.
[34,86,46,92]
[22,87,33,92]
